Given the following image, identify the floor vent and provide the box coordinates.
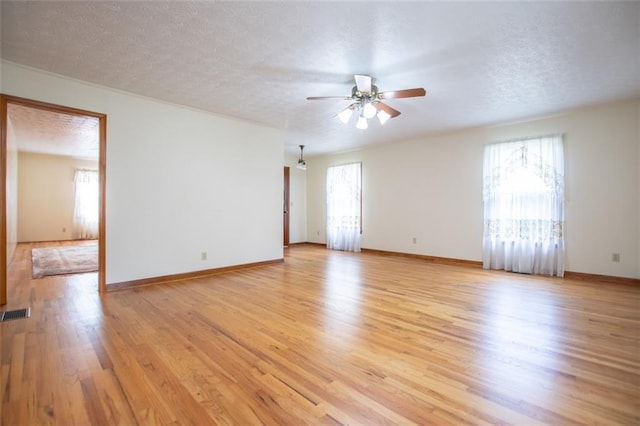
[0,307,30,322]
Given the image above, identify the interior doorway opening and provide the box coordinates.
[1,95,107,304]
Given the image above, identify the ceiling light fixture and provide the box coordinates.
[356,114,368,130]
[363,102,377,119]
[337,105,355,124]
[334,92,390,130]
[308,74,426,130]
[377,109,391,125]
[297,145,307,170]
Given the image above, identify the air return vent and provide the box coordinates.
[0,307,30,322]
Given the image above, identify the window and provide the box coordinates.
[326,162,362,252]
[482,135,565,276]
[73,169,99,239]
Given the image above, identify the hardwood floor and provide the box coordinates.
[2,243,639,425]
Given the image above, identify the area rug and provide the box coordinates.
[31,242,98,278]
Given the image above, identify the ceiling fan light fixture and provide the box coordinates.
[363,102,377,119]
[377,109,391,125]
[356,115,368,130]
[337,106,354,124]
[307,74,425,130]
[297,145,307,170]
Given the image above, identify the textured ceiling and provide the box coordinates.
[2,1,639,157]
[8,105,99,160]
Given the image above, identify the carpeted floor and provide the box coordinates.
[31,242,98,278]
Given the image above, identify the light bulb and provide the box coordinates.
[377,110,391,125]
[337,106,353,124]
[363,102,377,119]
[356,115,368,130]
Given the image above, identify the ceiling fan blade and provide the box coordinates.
[375,102,401,118]
[354,74,372,93]
[379,88,426,99]
[306,96,352,100]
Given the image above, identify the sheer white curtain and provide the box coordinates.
[73,169,99,239]
[482,135,565,276]
[326,162,362,252]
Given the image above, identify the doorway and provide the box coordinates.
[0,95,107,304]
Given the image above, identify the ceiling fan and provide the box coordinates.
[306,74,426,129]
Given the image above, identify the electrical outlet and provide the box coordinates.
[201,252,207,261]
[317,231,320,236]
[412,237,417,244]
[62,227,66,233]
[612,253,620,263]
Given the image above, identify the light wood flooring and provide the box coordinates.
[1,242,639,425]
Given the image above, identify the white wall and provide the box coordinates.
[6,117,18,263]
[285,154,307,244]
[2,61,284,284]
[306,99,640,279]
[17,152,97,242]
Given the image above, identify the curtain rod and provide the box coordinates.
[486,133,563,146]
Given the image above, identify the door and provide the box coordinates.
[283,166,290,247]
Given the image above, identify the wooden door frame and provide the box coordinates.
[283,166,290,247]
[0,94,107,304]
